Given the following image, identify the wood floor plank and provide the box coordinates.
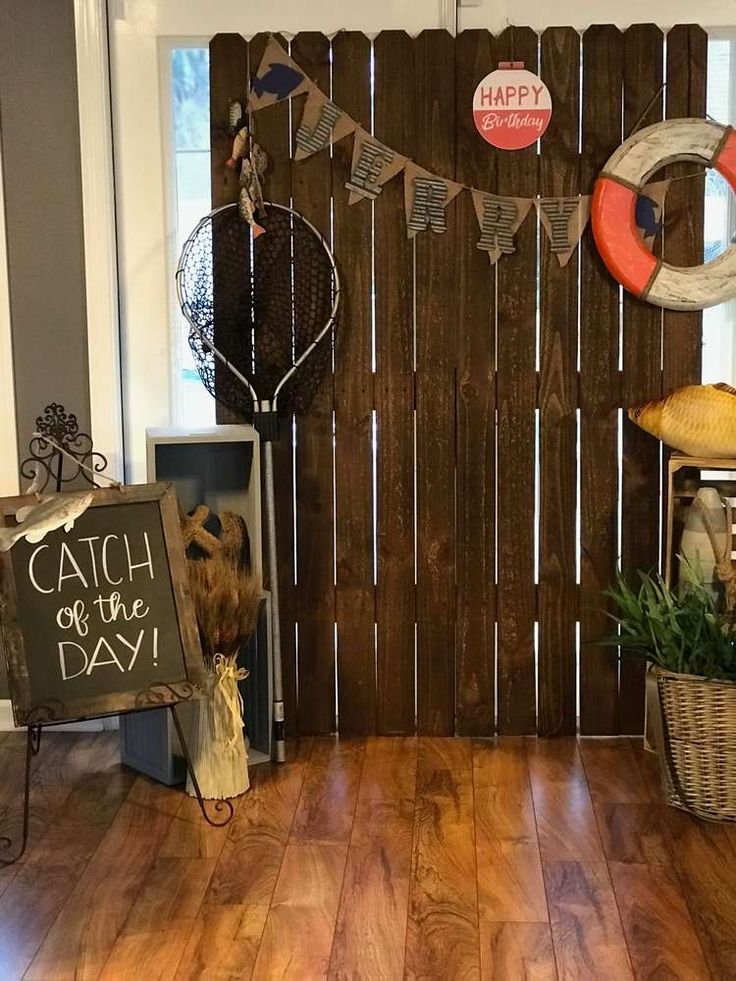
[329,737,417,981]
[119,857,216,935]
[596,802,671,865]
[252,842,348,980]
[25,801,173,981]
[526,738,604,862]
[0,863,85,981]
[474,739,548,923]
[667,811,736,978]
[127,773,186,817]
[479,921,557,981]
[100,918,194,981]
[158,793,234,860]
[405,738,480,980]
[609,861,710,980]
[205,740,312,906]
[578,738,650,804]
[544,862,633,980]
[290,737,365,844]
[175,903,270,980]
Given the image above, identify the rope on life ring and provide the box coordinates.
[591,118,736,312]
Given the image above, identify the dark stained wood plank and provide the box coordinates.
[209,33,250,427]
[290,736,365,845]
[25,801,173,981]
[332,31,376,735]
[668,812,736,978]
[373,31,416,735]
[175,902,269,980]
[663,25,706,394]
[252,842,348,979]
[495,25,539,735]
[610,860,710,980]
[406,738,480,978]
[454,29,496,737]
[249,32,298,737]
[414,30,457,736]
[620,24,664,735]
[329,738,417,980]
[538,27,580,737]
[544,862,633,979]
[473,739,548,923]
[291,32,336,736]
[525,738,604,863]
[579,25,624,735]
[480,921,557,981]
[205,740,312,905]
[291,32,335,734]
[209,33,247,211]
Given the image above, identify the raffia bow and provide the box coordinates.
[211,653,249,752]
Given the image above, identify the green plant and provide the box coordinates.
[601,568,736,681]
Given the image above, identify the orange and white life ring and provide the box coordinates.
[591,118,736,311]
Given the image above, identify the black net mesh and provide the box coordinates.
[178,203,336,419]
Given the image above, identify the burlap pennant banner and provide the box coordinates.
[536,196,591,267]
[404,163,463,239]
[248,36,311,111]
[246,39,678,267]
[346,129,408,204]
[294,86,357,161]
[636,179,671,251]
[472,190,534,264]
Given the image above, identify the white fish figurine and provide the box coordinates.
[0,491,94,552]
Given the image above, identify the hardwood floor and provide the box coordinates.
[0,732,733,979]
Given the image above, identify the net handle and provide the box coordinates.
[174,201,340,415]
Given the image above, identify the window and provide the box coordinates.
[703,35,736,384]
[168,44,215,427]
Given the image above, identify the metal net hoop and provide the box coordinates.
[176,201,339,419]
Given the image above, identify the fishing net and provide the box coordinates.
[177,202,338,420]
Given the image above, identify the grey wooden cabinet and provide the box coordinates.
[120,425,272,783]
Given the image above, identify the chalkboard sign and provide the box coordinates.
[0,483,207,726]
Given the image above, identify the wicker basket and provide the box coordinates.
[654,667,736,822]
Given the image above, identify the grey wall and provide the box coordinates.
[0,0,90,698]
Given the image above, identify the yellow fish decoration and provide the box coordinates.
[629,383,736,457]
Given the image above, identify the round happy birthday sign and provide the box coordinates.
[473,65,552,150]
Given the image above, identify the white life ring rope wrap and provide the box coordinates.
[591,118,736,311]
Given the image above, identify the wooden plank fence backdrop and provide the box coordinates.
[209,24,707,737]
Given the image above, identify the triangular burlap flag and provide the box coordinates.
[346,129,408,204]
[471,190,534,264]
[248,37,311,111]
[536,196,591,267]
[636,178,671,251]
[403,163,464,239]
[294,86,357,161]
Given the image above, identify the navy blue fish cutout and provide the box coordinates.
[635,193,663,242]
[252,63,304,100]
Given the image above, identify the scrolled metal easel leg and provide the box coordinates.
[168,705,234,827]
[0,724,42,867]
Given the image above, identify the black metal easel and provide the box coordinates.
[0,406,235,868]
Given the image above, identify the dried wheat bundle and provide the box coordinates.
[185,553,262,800]
[188,554,261,661]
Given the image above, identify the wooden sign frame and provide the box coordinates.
[0,482,207,726]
